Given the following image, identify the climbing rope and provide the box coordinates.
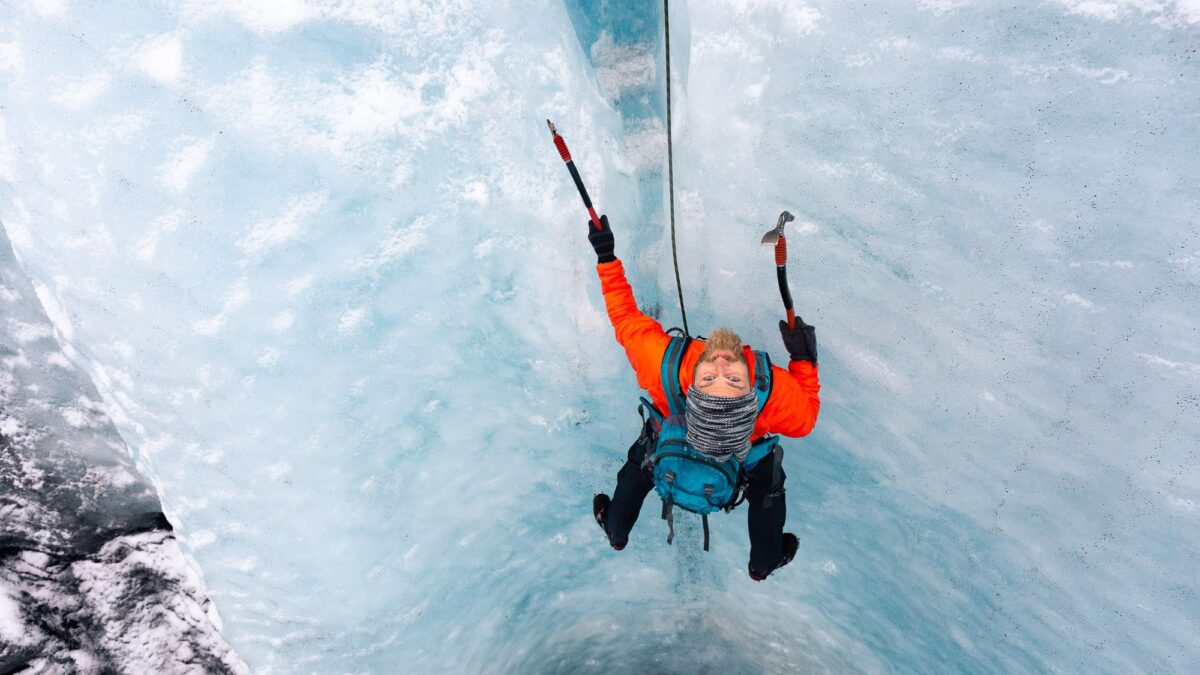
[663,0,689,336]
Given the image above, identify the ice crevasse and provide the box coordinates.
[0,0,1198,673]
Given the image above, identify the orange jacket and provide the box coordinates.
[598,260,820,441]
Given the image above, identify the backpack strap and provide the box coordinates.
[742,349,778,471]
[660,335,691,416]
[661,477,676,546]
[637,397,664,428]
[751,349,773,414]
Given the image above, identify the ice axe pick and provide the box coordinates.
[546,119,604,231]
[761,211,797,329]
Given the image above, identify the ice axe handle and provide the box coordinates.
[775,236,796,329]
[550,125,603,231]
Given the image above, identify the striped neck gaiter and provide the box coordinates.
[685,386,759,462]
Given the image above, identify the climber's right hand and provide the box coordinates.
[779,317,818,364]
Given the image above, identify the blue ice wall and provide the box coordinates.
[670,2,1200,672]
[1,1,1198,673]
[562,0,682,318]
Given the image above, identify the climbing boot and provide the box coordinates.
[749,533,798,581]
[593,493,624,551]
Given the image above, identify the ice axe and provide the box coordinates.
[761,211,797,329]
[546,119,604,231]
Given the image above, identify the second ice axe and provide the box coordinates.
[761,211,797,329]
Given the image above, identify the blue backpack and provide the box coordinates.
[638,335,780,551]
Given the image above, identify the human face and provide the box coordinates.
[693,350,752,397]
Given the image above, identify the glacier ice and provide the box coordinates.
[1,0,1198,673]
[1,226,244,673]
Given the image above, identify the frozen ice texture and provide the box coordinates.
[0,226,244,673]
[0,0,1198,673]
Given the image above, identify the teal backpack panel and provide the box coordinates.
[652,413,740,516]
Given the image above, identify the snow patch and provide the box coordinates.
[1061,292,1094,309]
[461,180,489,205]
[270,310,295,332]
[847,37,916,68]
[323,62,428,154]
[843,346,910,393]
[136,33,185,84]
[7,319,53,344]
[186,0,312,33]
[256,347,281,367]
[715,0,822,33]
[238,192,328,258]
[0,119,14,183]
[1055,0,1200,26]
[0,42,24,77]
[357,218,429,270]
[61,395,108,429]
[192,279,251,335]
[337,307,370,335]
[266,462,292,480]
[937,46,985,63]
[920,0,977,13]
[2,349,31,370]
[30,0,67,18]
[618,121,667,172]
[590,32,656,99]
[53,72,111,109]
[1169,496,1197,512]
[1136,352,1200,379]
[0,416,24,438]
[389,160,413,188]
[135,209,186,262]
[160,137,214,193]
[745,75,770,100]
[474,238,496,259]
[0,584,28,642]
[1071,65,1131,84]
[285,274,314,297]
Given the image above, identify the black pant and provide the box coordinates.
[606,421,788,572]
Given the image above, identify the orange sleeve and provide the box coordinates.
[759,360,820,438]
[597,260,670,397]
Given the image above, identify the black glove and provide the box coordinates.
[779,317,817,364]
[587,215,616,264]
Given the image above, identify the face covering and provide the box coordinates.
[685,386,758,461]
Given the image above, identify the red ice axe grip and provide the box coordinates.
[547,119,603,231]
[553,135,571,161]
[775,236,796,330]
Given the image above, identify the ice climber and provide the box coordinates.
[585,215,821,581]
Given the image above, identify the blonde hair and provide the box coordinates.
[697,327,748,366]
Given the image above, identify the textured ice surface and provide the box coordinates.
[0,227,244,673]
[1,0,1198,673]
